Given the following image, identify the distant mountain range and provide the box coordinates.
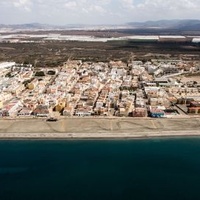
[0,23,62,30]
[127,19,200,31]
[0,19,200,31]
[0,22,109,30]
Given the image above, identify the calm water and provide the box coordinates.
[1,138,200,200]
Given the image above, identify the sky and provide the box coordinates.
[0,0,200,25]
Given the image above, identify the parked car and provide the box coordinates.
[46,117,58,122]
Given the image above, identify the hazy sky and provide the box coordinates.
[0,0,200,25]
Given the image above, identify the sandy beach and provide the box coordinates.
[0,117,200,139]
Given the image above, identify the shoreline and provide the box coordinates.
[0,130,200,140]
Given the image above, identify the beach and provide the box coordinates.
[0,117,200,139]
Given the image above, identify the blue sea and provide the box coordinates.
[0,138,200,200]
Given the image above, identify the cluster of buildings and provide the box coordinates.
[0,59,200,118]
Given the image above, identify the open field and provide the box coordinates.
[0,40,200,66]
[0,117,200,139]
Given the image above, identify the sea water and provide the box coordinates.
[0,138,200,200]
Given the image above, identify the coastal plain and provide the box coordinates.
[1,29,200,139]
[0,117,200,139]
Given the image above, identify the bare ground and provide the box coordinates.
[0,117,200,139]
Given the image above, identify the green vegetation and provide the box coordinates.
[35,71,45,76]
[47,70,56,75]
[5,72,13,78]
[23,78,34,86]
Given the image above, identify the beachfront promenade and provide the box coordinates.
[0,117,200,139]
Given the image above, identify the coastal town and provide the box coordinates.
[0,59,200,119]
